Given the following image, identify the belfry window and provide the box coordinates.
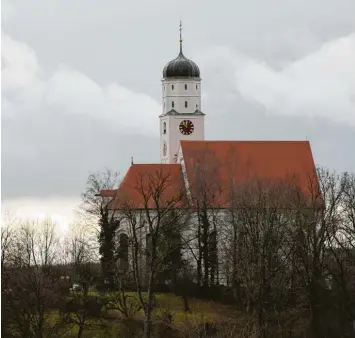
[163,122,166,134]
[172,85,174,90]
[185,101,188,108]
[185,84,187,90]
[172,101,175,108]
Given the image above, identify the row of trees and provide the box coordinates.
[1,212,103,338]
[2,166,355,337]
[78,165,355,337]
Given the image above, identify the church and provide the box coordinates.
[104,28,318,209]
[101,28,319,285]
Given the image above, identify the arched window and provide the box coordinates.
[146,233,152,257]
[196,84,198,90]
[172,101,174,108]
[196,104,198,108]
[118,233,129,272]
[185,101,188,108]
[172,85,174,90]
[163,122,166,134]
[185,84,187,90]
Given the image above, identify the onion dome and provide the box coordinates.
[163,51,200,78]
[163,22,200,79]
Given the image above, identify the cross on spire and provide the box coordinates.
[179,21,183,53]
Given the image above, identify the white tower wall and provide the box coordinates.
[160,73,205,164]
[160,114,205,163]
[159,31,205,164]
[162,79,202,114]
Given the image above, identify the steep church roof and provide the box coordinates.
[102,140,319,211]
[107,164,186,210]
[180,140,319,207]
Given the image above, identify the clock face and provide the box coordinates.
[162,142,167,156]
[179,120,194,135]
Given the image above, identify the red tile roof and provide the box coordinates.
[180,140,319,207]
[108,164,186,210]
[101,141,319,210]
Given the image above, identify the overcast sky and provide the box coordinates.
[2,0,355,226]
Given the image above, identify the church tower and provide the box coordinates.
[160,23,205,164]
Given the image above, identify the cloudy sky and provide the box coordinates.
[2,0,355,228]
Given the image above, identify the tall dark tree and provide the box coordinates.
[80,169,120,289]
[188,150,223,288]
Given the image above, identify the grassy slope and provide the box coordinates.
[60,292,245,337]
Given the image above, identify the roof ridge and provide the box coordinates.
[131,163,181,166]
[180,140,310,143]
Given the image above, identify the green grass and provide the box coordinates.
[41,291,310,337]
[46,291,242,337]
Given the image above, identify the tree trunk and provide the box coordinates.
[197,223,202,286]
[182,294,190,313]
[202,213,209,287]
[143,270,154,338]
[309,288,322,338]
[77,322,85,338]
[143,233,157,338]
[143,315,152,338]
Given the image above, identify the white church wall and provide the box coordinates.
[177,209,230,286]
[110,207,230,286]
[112,210,149,283]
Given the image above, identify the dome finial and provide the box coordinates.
[179,20,183,54]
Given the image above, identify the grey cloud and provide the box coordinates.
[2,0,355,201]
[4,0,355,93]
[2,110,159,199]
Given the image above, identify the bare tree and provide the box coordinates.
[1,211,18,268]
[4,218,59,269]
[61,222,97,266]
[2,266,72,338]
[105,269,142,318]
[223,178,296,337]
[80,169,120,288]
[60,223,104,338]
[341,172,355,249]
[287,167,355,337]
[38,218,59,268]
[62,263,103,338]
[80,169,120,231]
[14,220,37,267]
[120,167,190,338]
[187,148,224,288]
[220,168,355,337]
[321,171,355,336]
[1,218,69,338]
